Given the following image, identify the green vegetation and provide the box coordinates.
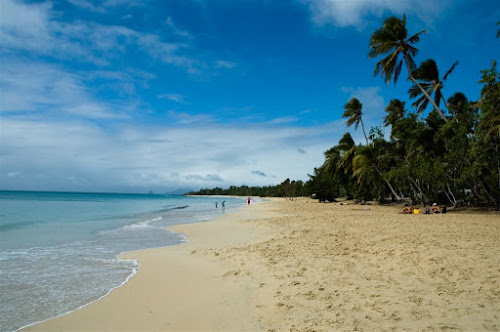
[187,179,309,198]
[189,15,500,208]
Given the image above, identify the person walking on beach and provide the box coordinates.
[221,201,225,209]
[247,197,251,205]
[215,202,218,208]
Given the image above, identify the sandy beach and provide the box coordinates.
[27,198,499,331]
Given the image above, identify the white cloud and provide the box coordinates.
[166,16,192,39]
[0,0,216,74]
[67,104,129,119]
[215,60,237,69]
[0,0,52,51]
[159,94,186,103]
[167,110,214,124]
[301,0,451,29]
[66,0,143,13]
[268,116,300,124]
[0,60,126,119]
[185,174,224,182]
[0,118,343,192]
[102,0,143,8]
[66,0,106,13]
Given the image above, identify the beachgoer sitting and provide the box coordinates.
[431,206,441,214]
[403,206,413,214]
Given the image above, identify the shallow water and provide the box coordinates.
[0,191,244,331]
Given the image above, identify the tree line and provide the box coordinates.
[186,179,309,197]
[189,16,500,208]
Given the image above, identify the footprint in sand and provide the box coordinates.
[221,269,240,277]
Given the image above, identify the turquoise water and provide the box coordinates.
[0,191,245,331]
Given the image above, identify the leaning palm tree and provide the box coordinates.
[408,59,459,114]
[369,14,448,122]
[353,144,401,200]
[343,98,368,144]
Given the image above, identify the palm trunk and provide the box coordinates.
[478,178,498,207]
[360,118,369,145]
[446,182,458,207]
[403,53,448,122]
[408,176,426,204]
[375,167,401,200]
[443,187,455,206]
[383,177,401,201]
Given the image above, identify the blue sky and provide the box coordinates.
[1,0,499,193]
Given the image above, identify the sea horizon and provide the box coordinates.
[0,189,188,196]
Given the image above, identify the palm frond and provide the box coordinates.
[374,61,383,77]
[338,133,355,149]
[434,89,442,109]
[442,60,459,81]
[343,98,363,129]
[394,59,403,84]
[405,55,417,74]
[406,45,419,58]
[412,94,428,113]
[408,30,427,44]
[414,59,439,81]
[383,56,397,85]
[408,84,422,98]
[408,82,431,97]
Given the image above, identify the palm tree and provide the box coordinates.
[337,132,356,173]
[383,99,406,127]
[343,98,368,144]
[352,144,401,201]
[408,59,459,114]
[369,14,448,122]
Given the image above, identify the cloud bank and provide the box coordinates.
[301,0,451,28]
[1,118,342,193]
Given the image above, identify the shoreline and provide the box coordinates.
[17,234,192,332]
[25,199,275,331]
[16,198,245,332]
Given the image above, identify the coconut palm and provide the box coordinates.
[343,98,368,144]
[369,14,448,122]
[352,144,401,201]
[383,99,406,127]
[337,132,356,173]
[408,59,458,114]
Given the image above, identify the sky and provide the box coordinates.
[1,0,499,193]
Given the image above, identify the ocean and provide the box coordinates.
[0,191,246,332]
